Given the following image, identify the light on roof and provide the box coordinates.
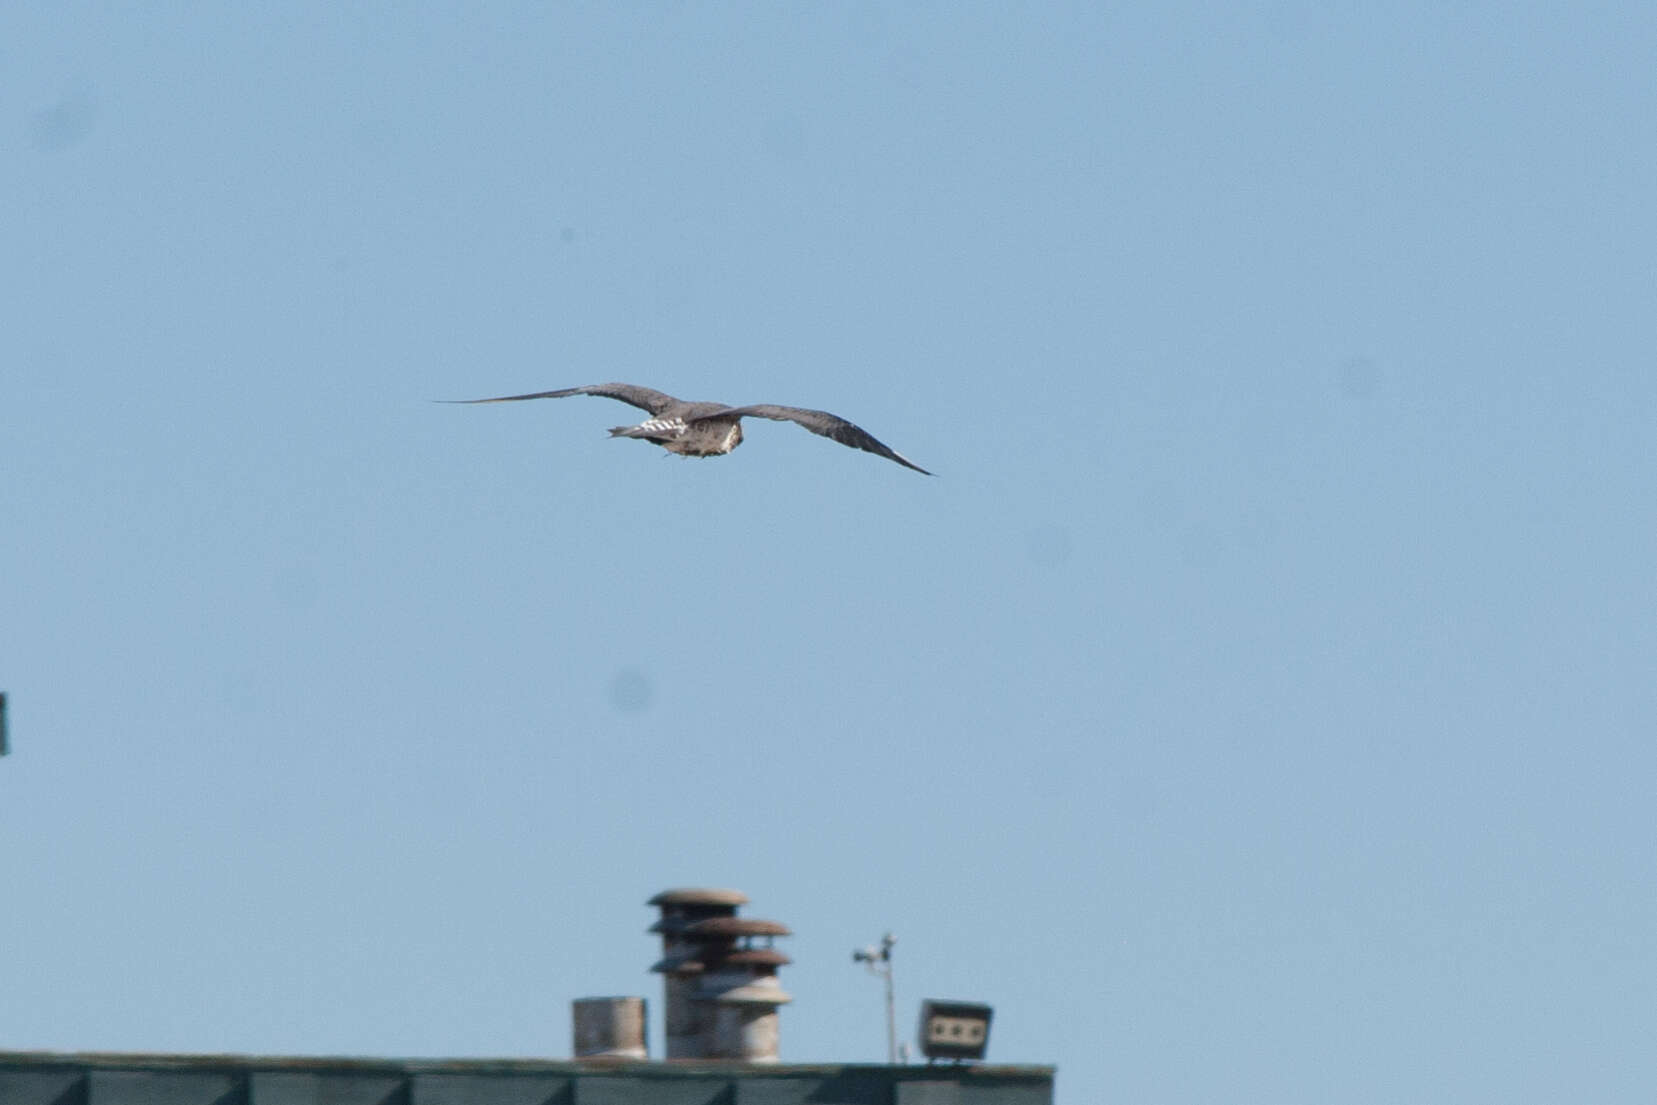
[917,999,993,1062]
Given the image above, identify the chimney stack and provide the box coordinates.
[687,916,792,1063]
[648,888,748,1058]
[647,888,791,1062]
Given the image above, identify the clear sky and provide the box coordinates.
[3,5,1653,1103]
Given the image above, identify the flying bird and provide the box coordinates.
[442,383,932,474]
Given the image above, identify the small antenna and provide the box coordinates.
[852,931,899,1063]
[0,691,8,756]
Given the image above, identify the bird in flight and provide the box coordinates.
[442,383,932,475]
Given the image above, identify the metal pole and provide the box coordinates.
[881,934,897,1064]
[853,931,899,1063]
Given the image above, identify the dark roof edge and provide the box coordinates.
[0,1050,1054,1080]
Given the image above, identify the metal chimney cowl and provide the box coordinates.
[647,888,792,1063]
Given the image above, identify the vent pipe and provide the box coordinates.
[572,996,648,1059]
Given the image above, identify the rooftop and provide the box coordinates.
[0,1051,1055,1105]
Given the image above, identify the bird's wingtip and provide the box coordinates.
[895,452,934,476]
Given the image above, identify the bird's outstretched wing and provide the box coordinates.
[438,383,681,416]
[720,404,932,475]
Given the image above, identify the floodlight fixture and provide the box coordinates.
[917,999,993,1062]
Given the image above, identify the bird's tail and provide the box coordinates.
[609,417,685,441]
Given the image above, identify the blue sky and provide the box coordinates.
[3,5,1654,1103]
